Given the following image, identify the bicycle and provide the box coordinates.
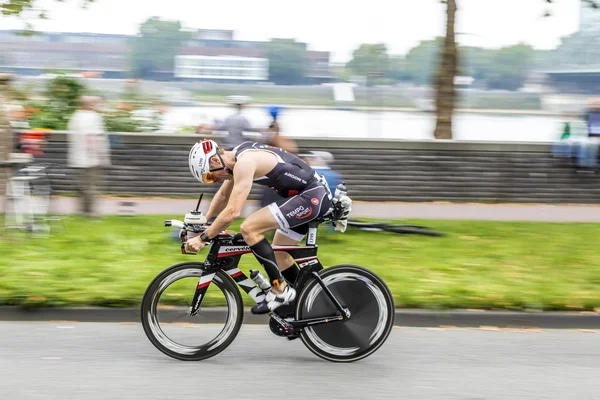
[2,131,63,235]
[141,193,395,363]
[1,154,55,234]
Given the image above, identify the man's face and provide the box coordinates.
[204,156,232,183]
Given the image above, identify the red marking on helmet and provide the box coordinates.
[202,141,213,154]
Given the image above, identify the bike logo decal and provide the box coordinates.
[274,212,287,228]
[221,246,251,252]
[286,205,305,218]
[295,206,313,219]
[217,246,253,258]
[307,231,316,244]
[298,259,318,268]
[284,172,307,185]
[311,198,319,205]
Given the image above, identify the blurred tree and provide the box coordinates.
[264,38,308,85]
[346,43,390,84]
[541,31,600,69]
[387,56,411,83]
[485,44,535,90]
[404,38,444,86]
[433,0,457,140]
[0,0,96,165]
[130,17,191,79]
[543,0,598,17]
[1,0,94,28]
[432,0,599,140]
[458,45,493,83]
[26,75,86,130]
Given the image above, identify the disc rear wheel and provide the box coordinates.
[295,265,395,362]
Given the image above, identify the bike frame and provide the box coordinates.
[166,219,351,333]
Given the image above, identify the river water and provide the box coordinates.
[161,106,567,142]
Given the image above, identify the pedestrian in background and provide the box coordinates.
[66,95,111,218]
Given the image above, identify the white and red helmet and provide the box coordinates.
[189,139,220,183]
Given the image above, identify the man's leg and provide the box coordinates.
[272,230,303,286]
[75,168,87,216]
[88,167,99,218]
[245,224,302,315]
[240,206,296,311]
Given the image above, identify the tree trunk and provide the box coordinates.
[433,0,458,140]
[0,96,11,196]
[0,75,15,196]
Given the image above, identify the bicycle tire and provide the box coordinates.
[141,262,244,361]
[295,264,395,362]
[4,177,34,230]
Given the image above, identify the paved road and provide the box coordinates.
[2,322,600,400]
[4,196,600,221]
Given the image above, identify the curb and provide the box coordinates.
[2,307,600,329]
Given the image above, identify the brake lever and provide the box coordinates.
[181,242,197,255]
[181,235,214,255]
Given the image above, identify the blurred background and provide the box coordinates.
[3,1,600,398]
[0,0,598,140]
[1,0,600,306]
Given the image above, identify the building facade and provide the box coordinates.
[0,29,332,83]
[174,55,269,81]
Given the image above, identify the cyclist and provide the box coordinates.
[186,139,332,313]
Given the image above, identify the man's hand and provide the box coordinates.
[185,236,207,253]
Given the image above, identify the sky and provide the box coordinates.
[0,0,584,63]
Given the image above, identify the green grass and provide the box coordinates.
[1,216,599,311]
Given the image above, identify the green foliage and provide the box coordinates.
[346,43,390,84]
[386,56,411,82]
[404,38,444,85]
[103,108,161,133]
[102,81,162,132]
[1,0,95,30]
[129,17,191,79]
[264,38,308,85]
[539,30,600,69]
[26,74,86,130]
[485,44,535,90]
[19,74,161,132]
[343,38,534,90]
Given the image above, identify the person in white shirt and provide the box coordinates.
[66,96,110,218]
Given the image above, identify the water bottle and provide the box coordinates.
[333,181,347,204]
[250,270,272,292]
[332,182,348,220]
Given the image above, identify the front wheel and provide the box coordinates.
[141,262,244,361]
[295,264,395,362]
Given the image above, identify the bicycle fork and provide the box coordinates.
[189,271,216,316]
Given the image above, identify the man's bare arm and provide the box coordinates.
[204,179,234,222]
[202,158,255,239]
